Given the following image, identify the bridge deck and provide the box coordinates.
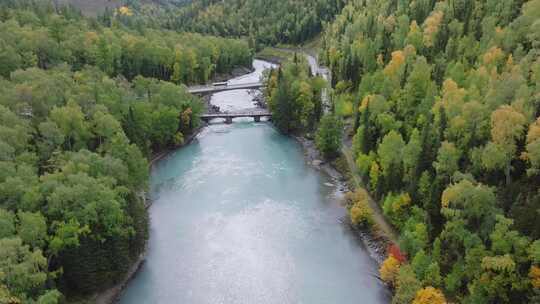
[200,110,271,123]
[188,82,264,94]
[200,111,271,119]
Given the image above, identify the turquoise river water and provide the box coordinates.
[118,60,390,304]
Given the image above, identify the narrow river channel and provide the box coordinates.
[119,59,390,304]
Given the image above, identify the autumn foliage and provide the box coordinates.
[322,0,540,302]
[347,188,374,228]
[380,255,401,286]
[388,244,407,263]
[530,265,540,289]
[412,287,447,304]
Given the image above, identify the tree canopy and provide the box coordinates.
[320,0,540,302]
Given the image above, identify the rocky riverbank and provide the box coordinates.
[293,135,390,265]
[212,65,254,82]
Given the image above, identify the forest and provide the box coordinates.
[315,0,539,303]
[102,0,347,47]
[0,1,253,302]
[0,0,252,84]
[2,0,540,303]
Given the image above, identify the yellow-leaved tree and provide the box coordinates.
[347,188,374,228]
[529,265,540,289]
[412,287,447,304]
[380,255,401,286]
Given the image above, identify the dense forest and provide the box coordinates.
[104,0,347,47]
[3,0,540,303]
[315,0,539,303]
[0,1,253,302]
[264,56,326,134]
[0,0,252,84]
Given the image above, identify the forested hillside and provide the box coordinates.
[316,0,540,302]
[55,0,191,17]
[0,1,252,302]
[115,0,346,46]
[0,1,252,84]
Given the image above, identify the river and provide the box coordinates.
[118,59,390,304]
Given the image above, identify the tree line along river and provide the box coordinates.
[118,59,390,304]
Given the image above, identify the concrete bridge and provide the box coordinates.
[200,110,271,124]
[188,82,264,95]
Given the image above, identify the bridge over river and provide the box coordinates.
[188,82,264,95]
[200,109,271,124]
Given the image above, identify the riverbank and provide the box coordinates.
[266,45,396,263]
[292,134,391,265]
[90,130,204,304]
[212,65,254,83]
[149,126,204,168]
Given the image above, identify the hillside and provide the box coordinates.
[58,0,189,16]
[58,0,129,16]
[117,0,346,47]
[318,0,540,303]
[262,0,540,302]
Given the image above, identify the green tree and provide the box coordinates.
[17,211,47,249]
[315,114,343,159]
[433,141,461,181]
[49,101,90,151]
[0,237,55,302]
[0,208,15,239]
[378,131,405,191]
[393,265,422,304]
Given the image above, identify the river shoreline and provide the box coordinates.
[292,135,389,265]
[94,129,206,304]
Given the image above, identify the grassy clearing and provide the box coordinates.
[255,47,296,63]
